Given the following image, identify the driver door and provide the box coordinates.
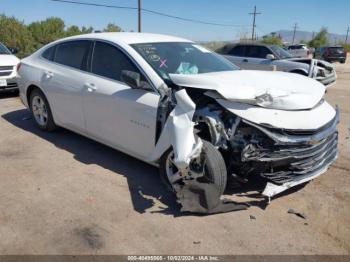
[82,41,160,159]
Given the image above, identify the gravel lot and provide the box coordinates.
[0,60,349,255]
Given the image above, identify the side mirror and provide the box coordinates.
[121,70,141,89]
[9,48,19,54]
[266,54,275,60]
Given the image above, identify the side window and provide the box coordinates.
[42,46,56,61]
[229,45,246,56]
[54,40,91,70]
[92,41,141,82]
[246,46,272,58]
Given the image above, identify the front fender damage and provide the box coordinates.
[149,88,249,214]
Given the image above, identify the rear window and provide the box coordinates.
[288,45,307,50]
[54,40,91,70]
[328,47,345,53]
[42,46,56,61]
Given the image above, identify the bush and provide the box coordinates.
[0,14,123,58]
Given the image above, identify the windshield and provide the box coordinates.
[270,45,293,59]
[132,42,239,80]
[0,43,11,55]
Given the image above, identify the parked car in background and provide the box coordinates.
[18,33,339,212]
[0,42,20,93]
[287,44,310,58]
[217,43,337,87]
[315,46,347,63]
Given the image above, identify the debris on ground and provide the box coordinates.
[193,241,201,244]
[249,215,256,220]
[176,180,249,214]
[288,208,307,219]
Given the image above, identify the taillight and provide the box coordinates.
[16,63,21,71]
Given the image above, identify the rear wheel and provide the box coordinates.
[160,140,227,195]
[29,89,57,131]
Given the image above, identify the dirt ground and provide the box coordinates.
[0,60,349,255]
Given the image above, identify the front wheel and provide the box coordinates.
[160,140,227,195]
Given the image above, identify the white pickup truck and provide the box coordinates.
[287,44,310,58]
[0,42,20,93]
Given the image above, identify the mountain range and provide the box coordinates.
[274,30,348,44]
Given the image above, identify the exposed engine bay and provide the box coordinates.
[150,76,339,214]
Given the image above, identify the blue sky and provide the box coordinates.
[1,0,349,41]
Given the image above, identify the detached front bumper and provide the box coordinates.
[242,107,339,198]
[313,60,337,87]
[317,71,337,87]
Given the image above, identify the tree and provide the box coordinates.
[28,17,65,49]
[260,36,283,46]
[81,26,94,34]
[103,23,122,32]
[308,27,329,48]
[0,14,35,57]
[0,14,122,58]
[65,25,81,37]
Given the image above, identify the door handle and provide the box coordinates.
[45,71,54,78]
[85,82,97,92]
[242,59,248,62]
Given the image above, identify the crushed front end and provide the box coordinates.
[239,108,339,198]
[193,101,339,200]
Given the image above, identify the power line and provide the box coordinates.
[50,0,248,28]
[249,6,261,41]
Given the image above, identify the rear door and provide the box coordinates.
[82,41,160,159]
[40,40,92,132]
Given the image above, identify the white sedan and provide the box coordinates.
[18,33,339,213]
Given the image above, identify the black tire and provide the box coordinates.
[160,140,227,195]
[340,60,346,64]
[29,88,57,131]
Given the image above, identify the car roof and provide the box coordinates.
[56,32,193,45]
[225,42,275,48]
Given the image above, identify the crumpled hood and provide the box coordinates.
[169,70,326,110]
[0,54,20,66]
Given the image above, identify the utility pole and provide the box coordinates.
[346,26,349,44]
[138,0,141,32]
[292,23,298,44]
[249,6,261,41]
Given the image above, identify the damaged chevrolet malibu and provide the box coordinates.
[17,33,339,214]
